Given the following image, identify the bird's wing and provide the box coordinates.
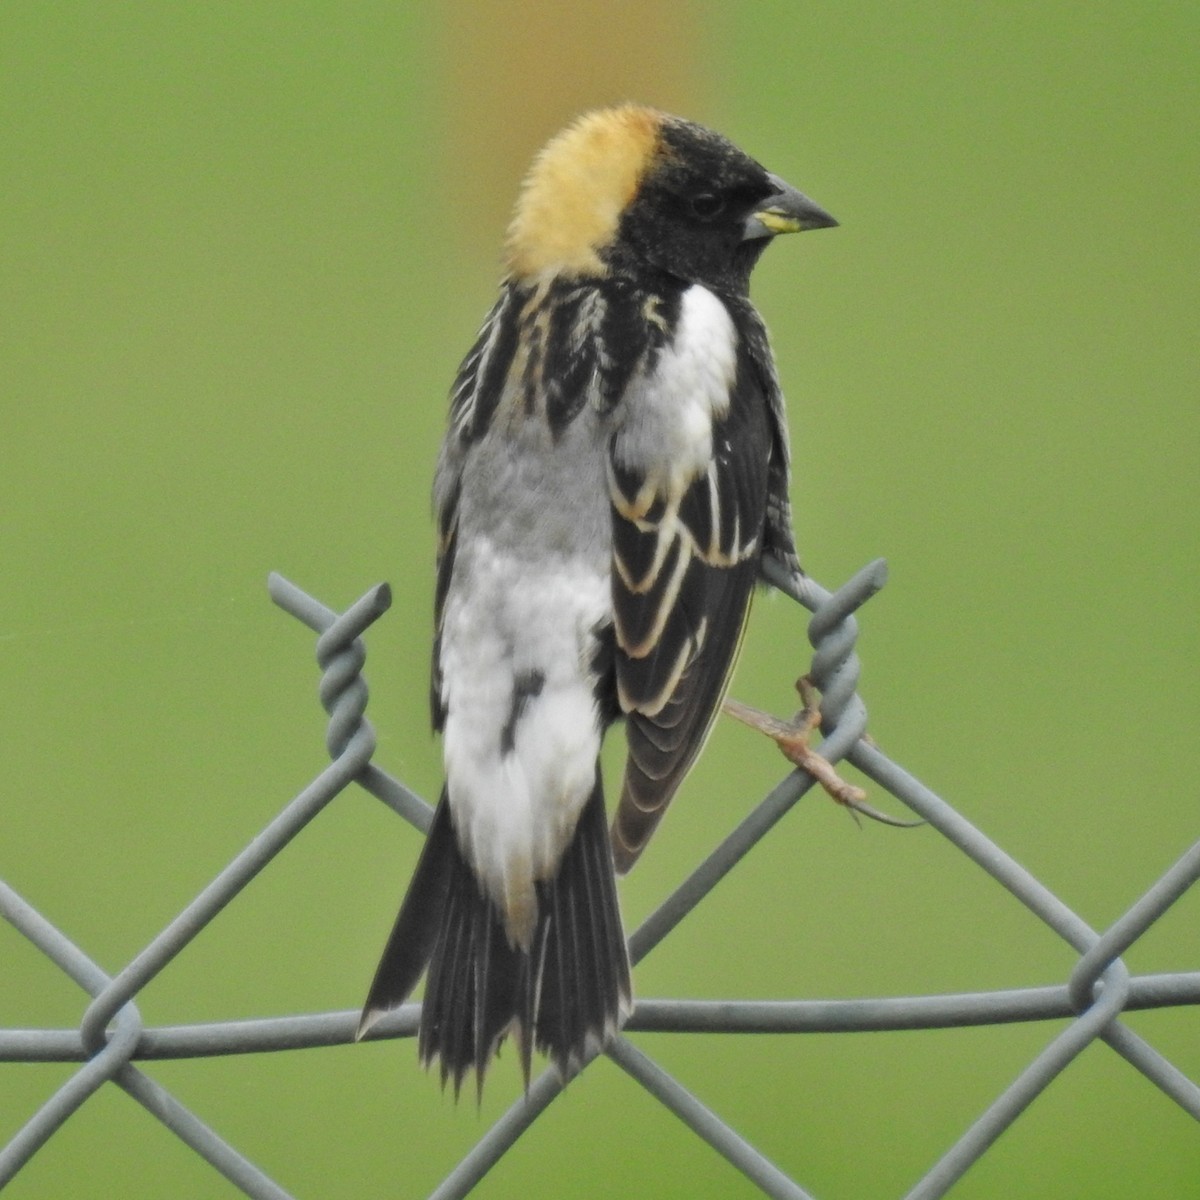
[608,345,771,873]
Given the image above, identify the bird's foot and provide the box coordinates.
[723,676,916,828]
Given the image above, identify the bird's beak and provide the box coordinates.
[743,173,838,240]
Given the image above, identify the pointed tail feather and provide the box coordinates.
[358,774,632,1092]
[533,780,632,1074]
[357,787,457,1040]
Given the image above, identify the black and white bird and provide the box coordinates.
[358,104,837,1092]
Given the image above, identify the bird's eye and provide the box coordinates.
[689,192,726,220]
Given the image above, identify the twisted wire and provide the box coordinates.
[410,560,1199,1200]
[2,576,396,1200]
[0,879,292,1199]
[844,737,1200,1197]
[432,558,901,1198]
[627,558,885,966]
[6,973,1198,1065]
[2,566,1196,1200]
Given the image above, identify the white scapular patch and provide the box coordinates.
[610,284,737,490]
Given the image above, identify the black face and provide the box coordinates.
[608,118,778,296]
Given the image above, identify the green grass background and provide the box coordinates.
[2,3,1197,1197]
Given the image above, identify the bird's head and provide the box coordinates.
[505,104,836,295]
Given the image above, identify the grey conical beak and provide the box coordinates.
[743,173,838,240]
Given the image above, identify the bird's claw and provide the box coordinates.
[723,676,920,829]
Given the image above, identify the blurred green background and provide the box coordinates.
[2,3,1197,1197]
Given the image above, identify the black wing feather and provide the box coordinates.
[611,350,773,872]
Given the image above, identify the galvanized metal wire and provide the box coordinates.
[2,563,1197,1199]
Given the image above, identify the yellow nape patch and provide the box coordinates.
[505,105,663,281]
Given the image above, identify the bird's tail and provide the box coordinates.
[357,775,631,1094]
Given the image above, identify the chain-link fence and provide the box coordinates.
[3,562,1198,1199]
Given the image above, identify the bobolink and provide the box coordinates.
[358,104,836,1091]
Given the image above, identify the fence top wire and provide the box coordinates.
[2,563,1197,1200]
